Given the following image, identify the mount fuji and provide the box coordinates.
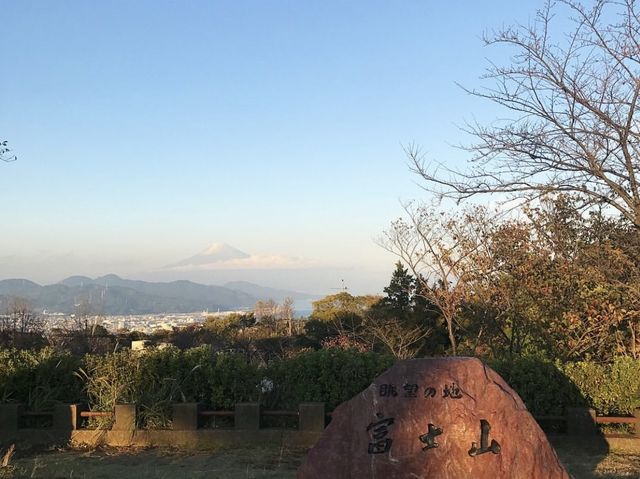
[168,243,250,268]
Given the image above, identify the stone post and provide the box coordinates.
[172,403,200,430]
[235,403,260,430]
[567,407,597,435]
[112,404,136,431]
[299,403,325,432]
[53,403,84,431]
[0,404,22,431]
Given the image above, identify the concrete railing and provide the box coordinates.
[0,402,326,448]
[2,403,636,448]
[0,403,85,432]
[535,407,640,437]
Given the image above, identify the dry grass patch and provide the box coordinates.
[552,436,640,479]
[0,438,638,478]
[6,445,303,479]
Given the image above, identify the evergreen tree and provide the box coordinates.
[381,261,415,321]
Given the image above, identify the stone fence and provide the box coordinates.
[0,402,325,448]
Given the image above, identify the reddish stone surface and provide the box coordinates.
[297,357,571,479]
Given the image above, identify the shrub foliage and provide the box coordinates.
[1,347,639,427]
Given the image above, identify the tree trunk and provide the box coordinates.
[446,315,457,356]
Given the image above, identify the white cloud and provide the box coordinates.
[164,254,318,271]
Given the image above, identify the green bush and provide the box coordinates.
[80,346,262,427]
[1,345,638,425]
[82,346,192,427]
[266,348,393,410]
[209,353,261,408]
[563,357,640,415]
[488,356,586,416]
[489,355,640,416]
[0,348,82,409]
[179,345,218,404]
[180,345,263,409]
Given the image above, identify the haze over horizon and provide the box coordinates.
[1,1,551,295]
[0,241,389,295]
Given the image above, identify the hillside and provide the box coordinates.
[0,275,314,314]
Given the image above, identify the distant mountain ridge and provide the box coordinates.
[0,275,316,315]
[223,281,315,301]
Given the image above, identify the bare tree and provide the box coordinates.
[0,297,44,347]
[254,299,278,321]
[412,0,640,227]
[72,299,95,334]
[254,299,278,334]
[1,297,43,334]
[378,203,494,355]
[48,299,112,354]
[370,318,431,359]
[280,296,296,336]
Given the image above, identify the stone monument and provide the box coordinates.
[297,357,571,478]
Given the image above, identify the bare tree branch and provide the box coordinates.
[377,203,496,355]
[414,0,640,227]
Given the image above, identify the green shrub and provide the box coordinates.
[563,357,640,415]
[266,348,393,410]
[80,348,140,427]
[179,345,263,409]
[81,347,190,427]
[489,356,586,416]
[208,353,261,409]
[0,348,82,409]
[489,355,640,417]
[80,346,262,427]
[179,345,218,404]
[2,345,638,426]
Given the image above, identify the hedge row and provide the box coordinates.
[490,356,640,416]
[0,347,638,426]
[0,348,83,410]
[0,346,394,427]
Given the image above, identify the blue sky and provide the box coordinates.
[1,0,545,292]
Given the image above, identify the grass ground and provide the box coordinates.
[0,446,303,479]
[0,438,638,478]
[551,437,640,478]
